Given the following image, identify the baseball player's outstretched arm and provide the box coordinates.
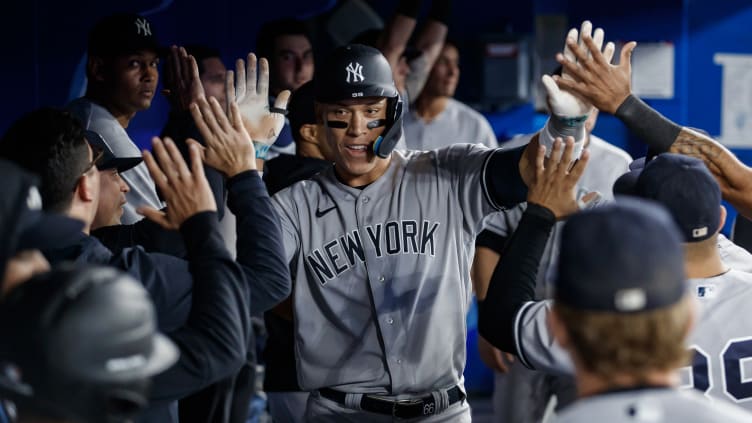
[139,137,251,402]
[378,0,419,69]
[555,30,752,219]
[479,139,588,353]
[191,96,292,312]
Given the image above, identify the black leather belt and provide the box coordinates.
[319,386,465,419]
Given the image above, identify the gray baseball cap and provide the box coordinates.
[85,130,142,173]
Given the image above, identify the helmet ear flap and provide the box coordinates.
[373,95,404,158]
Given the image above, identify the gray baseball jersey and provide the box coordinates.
[272,144,504,394]
[552,388,752,423]
[402,98,498,150]
[512,269,752,412]
[67,98,163,224]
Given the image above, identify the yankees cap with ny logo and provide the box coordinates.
[88,13,165,57]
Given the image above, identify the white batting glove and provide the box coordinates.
[226,53,291,159]
[541,21,611,159]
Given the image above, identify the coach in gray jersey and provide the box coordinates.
[269,42,554,421]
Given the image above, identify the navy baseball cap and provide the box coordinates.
[88,13,164,57]
[84,130,142,173]
[613,153,721,242]
[555,198,686,313]
[0,160,84,280]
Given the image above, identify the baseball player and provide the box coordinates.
[478,150,752,419]
[616,154,752,412]
[67,13,165,224]
[269,43,552,421]
[477,147,752,421]
[0,265,178,423]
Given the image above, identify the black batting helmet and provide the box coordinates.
[314,44,403,158]
[0,264,178,422]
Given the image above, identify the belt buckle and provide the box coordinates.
[392,398,420,418]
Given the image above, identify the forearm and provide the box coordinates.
[92,218,186,257]
[227,171,292,312]
[615,94,683,154]
[380,0,421,64]
[149,212,251,402]
[477,204,555,354]
[415,0,450,64]
[381,15,417,65]
[484,145,529,209]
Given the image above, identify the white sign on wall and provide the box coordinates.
[631,42,675,99]
[715,53,752,147]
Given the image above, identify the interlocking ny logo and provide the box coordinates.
[345,62,364,83]
[134,18,152,36]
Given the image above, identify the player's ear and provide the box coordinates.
[300,123,319,145]
[87,56,106,82]
[74,168,99,203]
[718,205,727,233]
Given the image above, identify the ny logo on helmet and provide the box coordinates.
[134,18,152,36]
[345,62,364,83]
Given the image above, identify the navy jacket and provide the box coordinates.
[44,171,290,423]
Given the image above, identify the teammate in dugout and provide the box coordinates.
[263,36,639,419]
[478,167,752,422]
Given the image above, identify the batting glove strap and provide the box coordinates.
[253,142,271,159]
[540,115,587,159]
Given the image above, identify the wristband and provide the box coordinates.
[396,0,422,18]
[427,0,452,25]
[615,94,682,153]
[253,142,271,159]
[540,114,587,159]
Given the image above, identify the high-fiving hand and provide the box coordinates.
[527,137,590,219]
[162,46,206,111]
[190,96,257,178]
[226,53,291,159]
[137,137,217,229]
[539,21,614,159]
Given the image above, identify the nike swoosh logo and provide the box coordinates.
[315,205,337,218]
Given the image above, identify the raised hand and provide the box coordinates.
[162,46,206,110]
[527,136,590,219]
[226,53,291,158]
[137,137,217,229]
[554,33,631,115]
[540,21,614,158]
[190,96,256,177]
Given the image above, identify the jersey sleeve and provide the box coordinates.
[270,187,302,265]
[436,144,502,232]
[515,300,574,375]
